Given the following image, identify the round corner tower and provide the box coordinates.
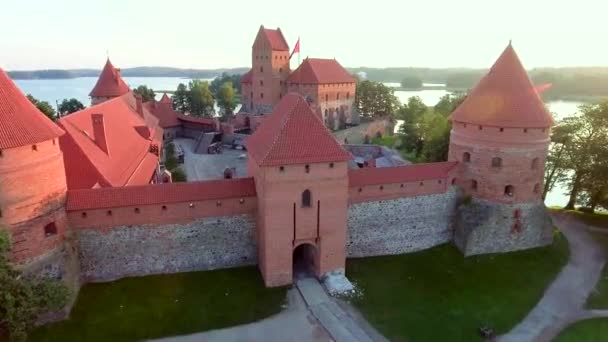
[0,68,69,265]
[89,58,130,105]
[448,43,555,256]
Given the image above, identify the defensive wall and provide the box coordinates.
[32,161,465,285]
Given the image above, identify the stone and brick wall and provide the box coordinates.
[347,188,459,257]
[454,198,553,256]
[76,214,257,282]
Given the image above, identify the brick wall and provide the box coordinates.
[347,187,459,257]
[77,214,257,282]
[349,178,450,204]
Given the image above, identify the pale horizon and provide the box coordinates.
[2,0,608,71]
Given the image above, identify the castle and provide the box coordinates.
[0,27,553,310]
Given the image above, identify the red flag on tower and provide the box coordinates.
[289,37,300,60]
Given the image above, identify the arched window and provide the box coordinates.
[505,185,514,197]
[533,183,541,194]
[463,152,471,163]
[260,67,263,72]
[471,180,478,191]
[337,93,340,100]
[44,222,57,237]
[325,94,329,102]
[491,157,502,168]
[531,158,539,170]
[302,189,312,208]
[260,80,263,86]
[347,92,350,100]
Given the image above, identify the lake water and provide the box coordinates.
[15,77,582,207]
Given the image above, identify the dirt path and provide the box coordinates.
[499,212,608,342]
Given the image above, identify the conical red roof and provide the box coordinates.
[89,59,130,98]
[159,93,172,104]
[0,68,64,149]
[450,43,554,128]
[246,93,352,166]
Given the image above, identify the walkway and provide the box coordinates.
[151,278,385,342]
[499,211,608,342]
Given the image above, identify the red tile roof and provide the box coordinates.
[287,58,356,85]
[246,93,352,166]
[348,161,459,187]
[58,92,159,189]
[0,68,64,149]
[144,100,181,128]
[66,177,256,211]
[262,27,289,51]
[450,43,554,128]
[159,93,172,104]
[89,58,131,98]
[241,69,252,84]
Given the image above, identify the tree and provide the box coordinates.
[434,93,466,117]
[419,111,451,162]
[58,98,85,116]
[0,230,69,341]
[400,76,423,89]
[188,80,215,117]
[542,124,572,200]
[173,83,189,113]
[397,96,428,156]
[26,95,56,121]
[133,85,156,102]
[559,102,608,209]
[210,73,243,97]
[355,80,399,119]
[216,81,237,118]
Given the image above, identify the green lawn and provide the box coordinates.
[347,232,569,341]
[549,207,608,229]
[29,267,286,342]
[555,319,608,341]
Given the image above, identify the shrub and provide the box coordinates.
[0,230,69,341]
[171,168,187,182]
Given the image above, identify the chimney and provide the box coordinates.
[91,113,109,155]
[135,94,143,117]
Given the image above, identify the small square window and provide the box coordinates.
[134,208,140,213]
[216,201,222,207]
[32,144,38,151]
[189,203,195,208]
[358,188,363,193]
[81,212,87,218]
[107,210,112,216]
[329,163,334,168]
[162,205,167,211]
[305,165,310,173]
[279,166,285,172]
[239,198,245,204]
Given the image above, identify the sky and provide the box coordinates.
[1,0,607,70]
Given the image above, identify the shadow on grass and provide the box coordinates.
[346,232,568,341]
[29,267,286,342]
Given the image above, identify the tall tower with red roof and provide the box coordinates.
[89,58,130,105]
[242,26,291,115]
[449,43,554,255]
[246,93,352,286]
[0,68,70,264]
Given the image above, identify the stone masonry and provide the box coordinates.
[454,198,554,256]
[347,188,459,257]
[77,215,257,282]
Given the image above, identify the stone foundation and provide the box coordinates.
[454,198,553,256]
[347,188,459,257]
[77,215,257,282]
[17,237,81,324]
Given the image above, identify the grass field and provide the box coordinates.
[555,318,608,341]
[29,267,286,342]
[347,233,568,341]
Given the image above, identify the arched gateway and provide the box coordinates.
[245,93,352,286]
